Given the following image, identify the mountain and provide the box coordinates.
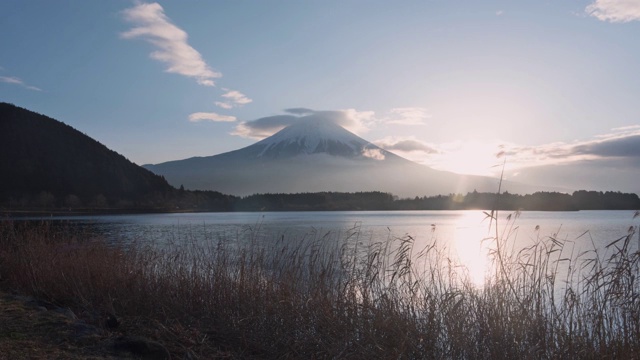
[0,102,174,208]
[145,117,543,197]
[246,117,395,159]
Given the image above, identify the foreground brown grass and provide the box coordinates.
[0,215,639,359]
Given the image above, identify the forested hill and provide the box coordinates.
[0,102,175,208]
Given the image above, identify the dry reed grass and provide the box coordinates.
[0,214,639,359]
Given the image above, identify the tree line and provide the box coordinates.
[234,190,640,211]
[3,189,639,214]
[394,190,640,211]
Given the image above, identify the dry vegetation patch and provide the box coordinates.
[1,218,640,359]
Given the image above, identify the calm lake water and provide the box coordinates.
[12,210,640,286]
[14,209,639,251]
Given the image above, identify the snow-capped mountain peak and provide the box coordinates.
[250,118,383,159]
[144,116,544,197]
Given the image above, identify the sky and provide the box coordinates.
[1,0,640,192]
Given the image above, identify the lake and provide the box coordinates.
[11,210,640,287]
[13,209,638,244]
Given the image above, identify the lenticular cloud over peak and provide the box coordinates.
[232,108,374,139]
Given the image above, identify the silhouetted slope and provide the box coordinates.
[0,102,173,207]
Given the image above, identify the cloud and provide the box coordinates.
[502,126,640,170]
[341,109,376,133]
[384,107,431,125]
[366,126,640,178]
[574,135,640,157]
[189,112,236,122]
[0,76,21,85]
[374,136,440,154]
[374,137,506,175]
[373,136,452,168]
[214,102,233,109]
[222,90,252,105]
[512,130,640,191]
[121,2,221,86]
[496,10,505,16]
[215,89,253,109]
[232,108,376,139]
[586,0,640,22]
[232,114,299,138]
[611,125,640,132]
[284,108,314,115]
[0,76,42,91]
[362,148,385,161]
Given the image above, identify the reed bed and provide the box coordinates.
[0,214,639,359]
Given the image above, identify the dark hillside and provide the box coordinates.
[0,102,174,208]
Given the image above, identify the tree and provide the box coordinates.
[64,194,82,208]
[37,191,56,208]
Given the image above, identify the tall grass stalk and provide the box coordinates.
[0,218,639,359]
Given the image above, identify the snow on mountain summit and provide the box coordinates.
[250,118,386,159]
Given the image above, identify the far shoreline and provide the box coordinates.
[1,207,603,219]
[0,208,224,218]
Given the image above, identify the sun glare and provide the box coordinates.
[432,142,503,176]
[452,211,493,287]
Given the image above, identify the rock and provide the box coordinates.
[112,335,171,359]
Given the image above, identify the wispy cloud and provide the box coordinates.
[586,0,640,22]
[371,127,640,177]
[215,89,253,109]
[502,128,640,190]
[232,115,296,139]
[0,76,42,91]
[189,112,236,122]
[232,108,375,139]
[502,126,640,171]
[611,125,640,132]
[214,102,233,110]
[121,2,221,86]
[496,10,505,16]
[374,136,439,154]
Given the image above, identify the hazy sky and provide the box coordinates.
[1,1,639,191]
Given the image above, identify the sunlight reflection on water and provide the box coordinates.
[452,211,493,287]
